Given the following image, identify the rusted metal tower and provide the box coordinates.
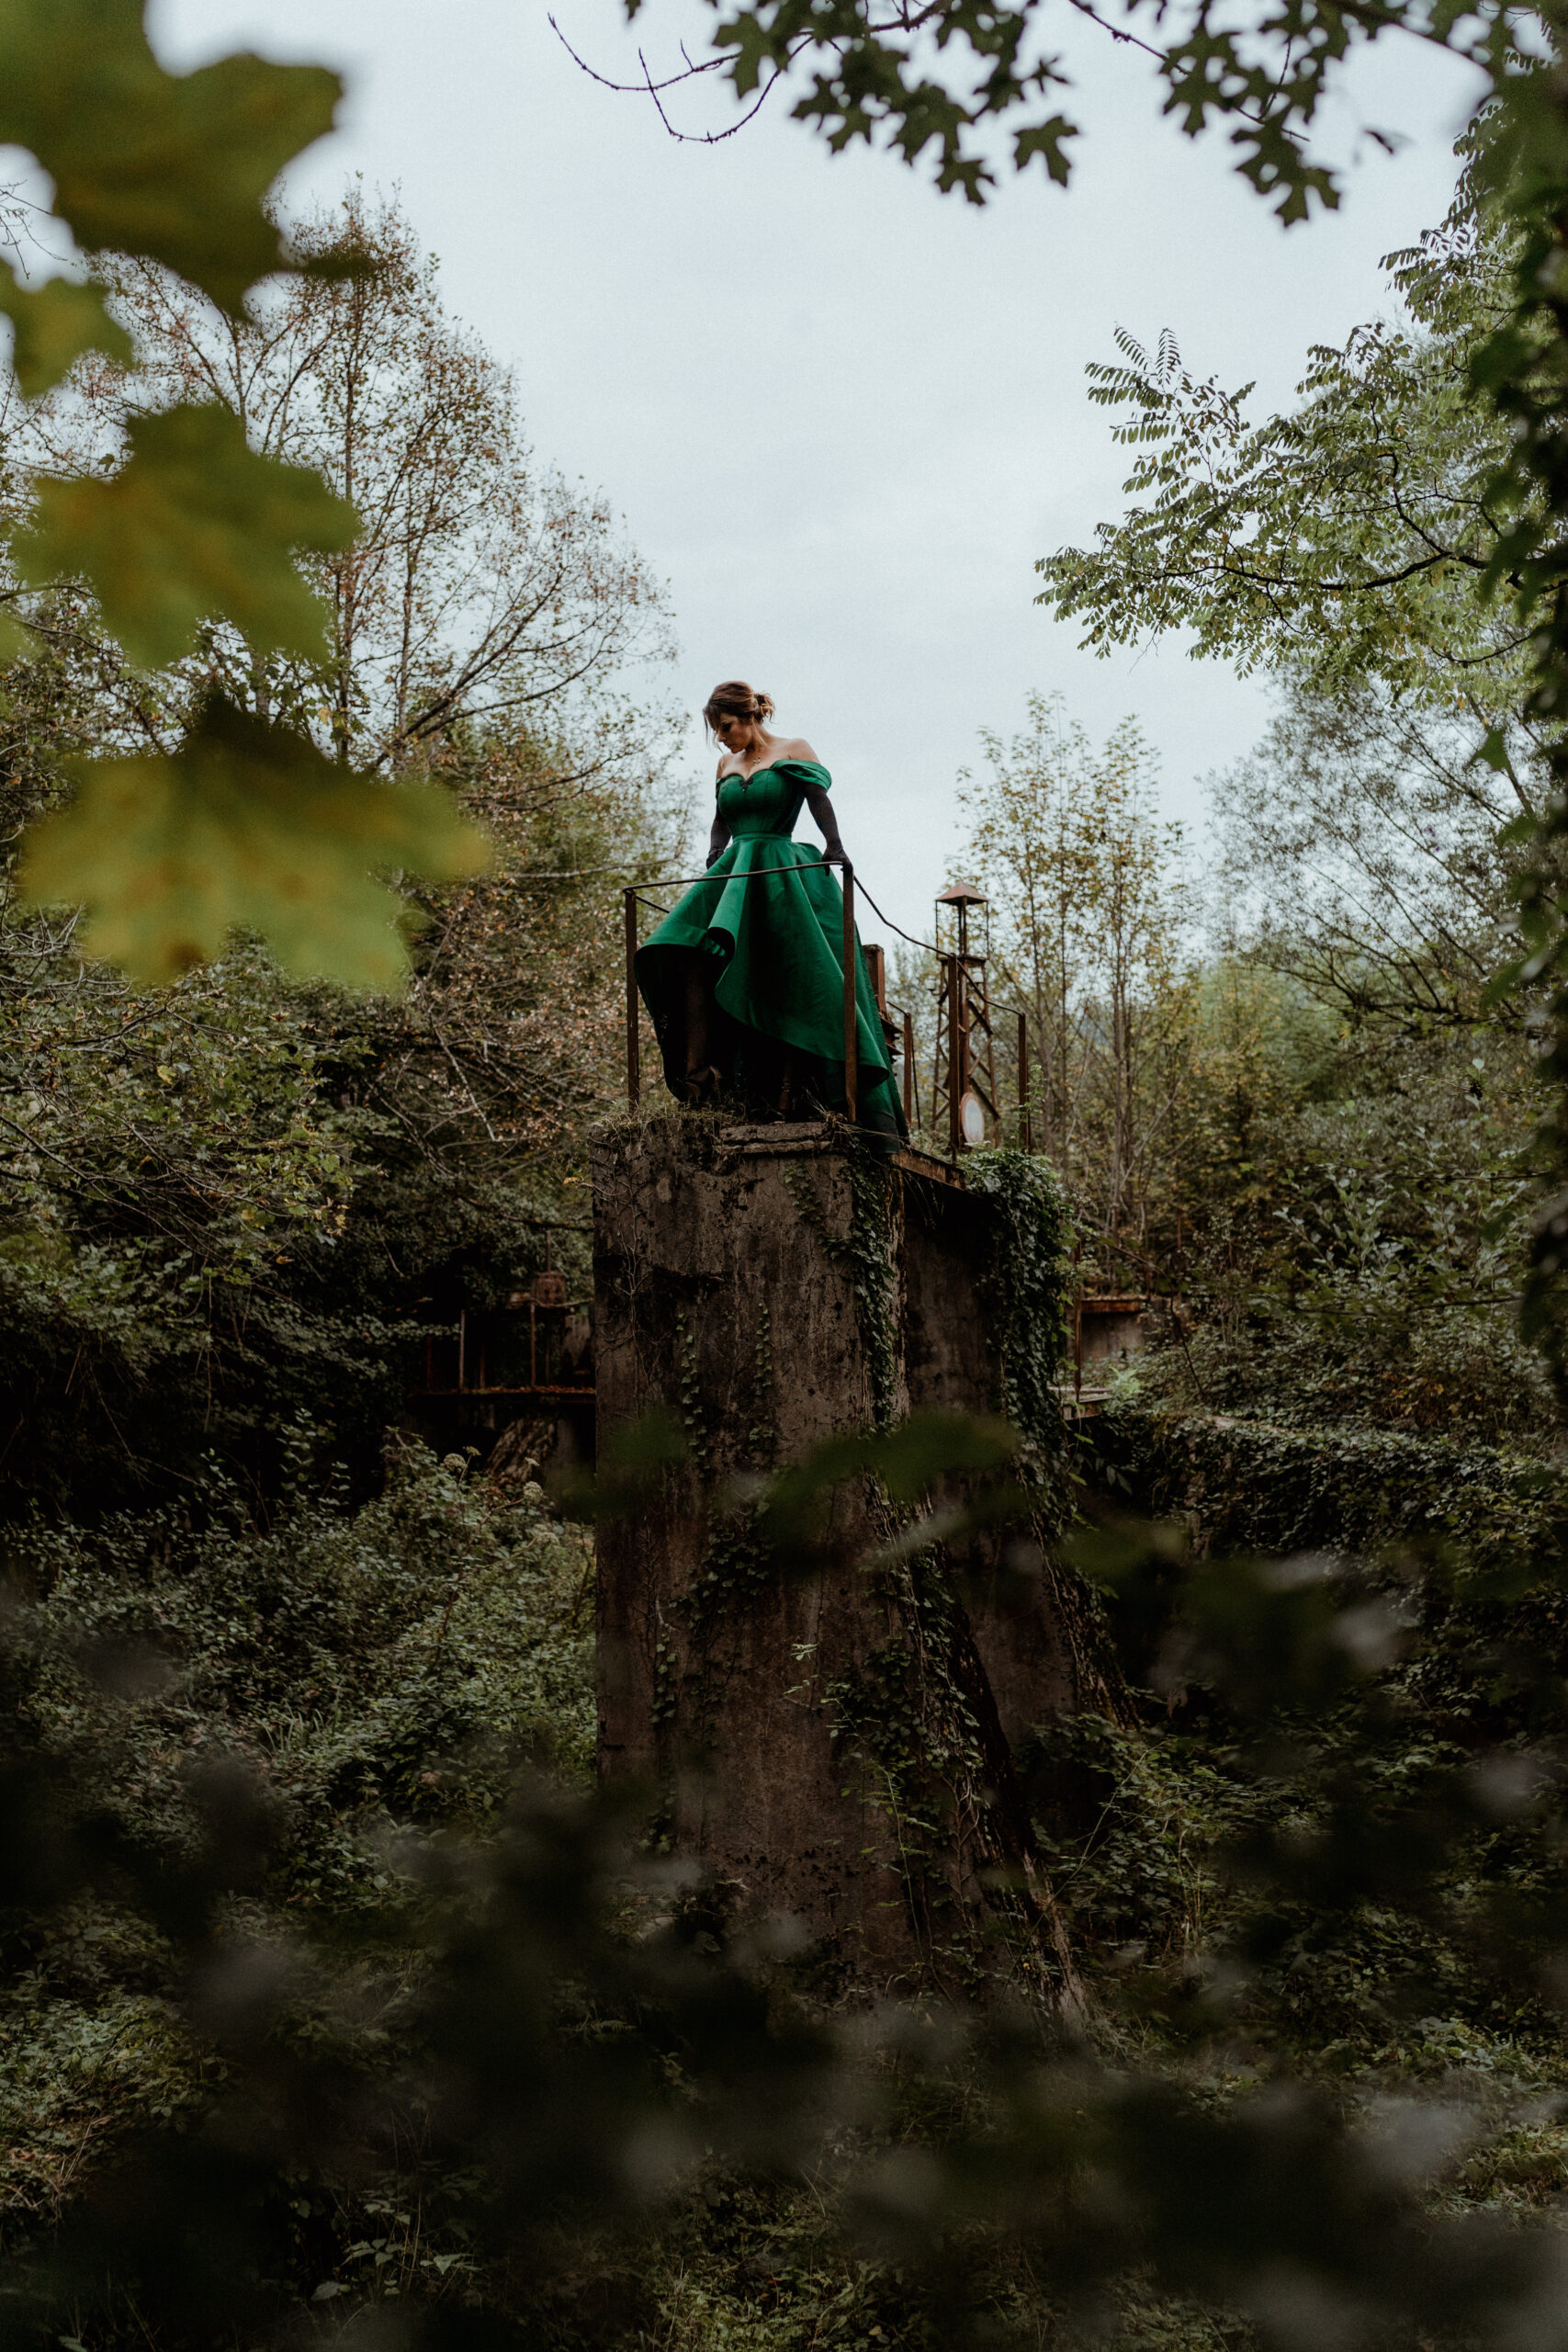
[931,879,998,1155]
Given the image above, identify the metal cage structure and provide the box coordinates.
[930,881,999,1156]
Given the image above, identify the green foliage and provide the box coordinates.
[0,180,679,990]
[952,695,1193,1261]
[0,0,342,314]
[1047,1415,1568,2101]
[12,1396,1568,2350]
[0,265,131,401]
[0,1431,599,2241]
[1210,684,1525,1035]
[28,0,1568,2342]
[14,1430,597,1871]
[1149,1026,1553,1450]
[970,1147,1073,1479]
[19,692,489,987]
[623,0,1524,220]
[1089,1396,1566,1585]
[0,3,473,986]
[0,661,667,1518]
[1038,189,1525,714]
[946,670,1548,1449]
[81,193,680,783]
[17,405,357,672]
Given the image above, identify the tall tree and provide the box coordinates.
[958,693,1190,1257]
[1040,174,1548,1040]
[30,189,677,789]
[1213,682,1523,1032]
[1037,184,1529,729]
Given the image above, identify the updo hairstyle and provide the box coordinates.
[704,679,774,736]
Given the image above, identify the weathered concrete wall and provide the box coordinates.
[592,1114,1100,1999]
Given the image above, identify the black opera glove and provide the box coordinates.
[706,812,733,868]
[802,778,847,865]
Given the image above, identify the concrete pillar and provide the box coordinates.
[592,1114,1095,2003]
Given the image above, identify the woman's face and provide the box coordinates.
[712,711,758,751]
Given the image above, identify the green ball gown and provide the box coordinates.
[634,760,908,1144]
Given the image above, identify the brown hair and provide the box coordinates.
[704,679,774,735]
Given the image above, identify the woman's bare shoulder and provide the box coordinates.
[777,735,818,763]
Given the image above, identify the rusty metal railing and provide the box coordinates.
[622,861,1043,1159]
[851,872,1043,1159]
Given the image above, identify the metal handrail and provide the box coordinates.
[622,860,1042,1157]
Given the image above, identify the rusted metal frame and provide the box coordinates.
[842,874,1043,1150]
[902,1008,916,1130]
[841,862,857,1125]
[946,954,964,1157]
[930,956,947,1133]
[960,956,1000,1138]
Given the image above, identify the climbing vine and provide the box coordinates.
[965,1150,1127,1720]
[967,1148,1074,1513]
[781,1138,1086,1991]
[683,1306,780,1629]
[784,1139,899,1429]
[656,1306,784,1804]
[653,1130,1090,1994]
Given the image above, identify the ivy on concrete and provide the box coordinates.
[661,1131,1089,1995]
[1091,1396,1566,1578]
[784,1138,898,1430]
[968,1148,1074,1521]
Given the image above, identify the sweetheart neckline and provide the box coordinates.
[718,757,829,789]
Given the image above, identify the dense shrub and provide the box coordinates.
[0,1434,593,2225]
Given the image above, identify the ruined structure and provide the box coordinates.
[592,1112,1116,1997]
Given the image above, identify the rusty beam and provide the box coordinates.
[841,862,857,1125]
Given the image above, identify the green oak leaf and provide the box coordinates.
[0,263,133,399]
[0,0,341,315]
[16,402,356,669]
[1013,118,1077,187]
[17,694,491,989]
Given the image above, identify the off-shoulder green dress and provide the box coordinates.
[635,759,906,1142]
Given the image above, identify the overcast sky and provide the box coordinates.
[151,0,1487,948]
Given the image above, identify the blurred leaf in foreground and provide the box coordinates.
[17,403,356,668]
[18,695,490,989]
[553,1408,687,1521]
[0,264,133,399]
[761,1411,1018,1546]
[0,0,341,314]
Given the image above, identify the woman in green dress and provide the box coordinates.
[635,679,907,1142]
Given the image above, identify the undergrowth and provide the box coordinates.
[0,1430,593,2230]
